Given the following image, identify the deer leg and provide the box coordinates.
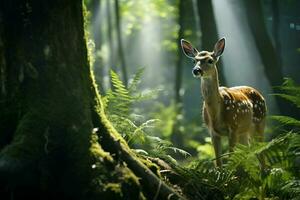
[239,132,250,146]
[255,120,265,142]
[255,120,266,169]
[211,133,222,167]
[229,131,237,152]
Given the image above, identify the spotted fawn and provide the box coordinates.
[181,38,266,166]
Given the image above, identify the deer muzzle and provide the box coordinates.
[192,66,203,77]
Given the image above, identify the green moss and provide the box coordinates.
[104,183,122,194]
[139,156,161,178]
[89,69,128,146]
[119,167,146,200]
[90,132,113,162]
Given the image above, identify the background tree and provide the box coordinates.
[197,0,226,85]
[115,0,128,86]
[244,0,294,118]
[271,0,281,66]
[106,0,116,72]
[88,0,105,92]
[171,0,185,147]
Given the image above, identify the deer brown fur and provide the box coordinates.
[181,38,266,166]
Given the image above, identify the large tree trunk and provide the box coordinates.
[0,1,183,199]
[197,0,226,85]
[0,1,98,198]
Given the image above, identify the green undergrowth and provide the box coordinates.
[97,72,300,200]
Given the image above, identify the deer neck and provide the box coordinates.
[201,67,222,117]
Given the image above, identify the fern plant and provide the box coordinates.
[162,132,300,200]
[102,69,190,158]
[161,78,300,200]
[271,78,300,128]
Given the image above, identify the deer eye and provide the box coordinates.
[208,59,213,64]
[192,59,196,64]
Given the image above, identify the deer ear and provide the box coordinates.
[181,39,198,58]
[213,37,225,58]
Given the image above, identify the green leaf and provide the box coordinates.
[270,115,300,127]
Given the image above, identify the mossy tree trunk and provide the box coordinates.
[0,1,184,199]
[0,0,110,198]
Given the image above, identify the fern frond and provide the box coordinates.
[281,180,300,199]
[273,93,300,108]
[128,67,144,93]
[280,78,300,94]
[270,115,300,127]
[132,149,149,155]
[163,146,191,157]
[105,70,132,117]
[127,119,160,144]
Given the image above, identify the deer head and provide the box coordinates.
[181,38,225,78]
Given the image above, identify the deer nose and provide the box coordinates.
[192,67,203,77]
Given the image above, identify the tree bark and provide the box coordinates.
[0,1,99,198]
[197,0,226,85]
[0,0,184,199]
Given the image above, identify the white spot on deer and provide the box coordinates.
[237,109,240,113]
[226,106,230,110]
